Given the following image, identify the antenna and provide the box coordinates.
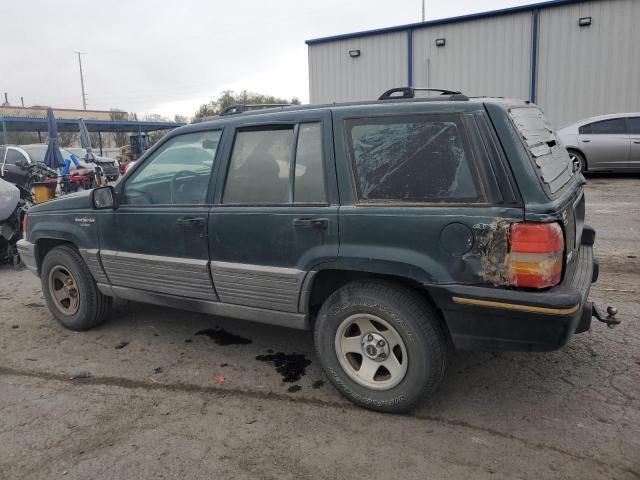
[73,51,88,110]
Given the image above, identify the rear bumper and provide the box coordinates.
[17,239,38,275]
[433,226,598,352]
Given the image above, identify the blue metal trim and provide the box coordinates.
[305,0,587,45]
[2,120,7,144]
[530,9,540,103]
[0,116,183,128]
[0,116,185,135]
[407,29,414,87]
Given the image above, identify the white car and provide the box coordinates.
[557,113,640,172]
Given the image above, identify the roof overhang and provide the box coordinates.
[0,116,185,133]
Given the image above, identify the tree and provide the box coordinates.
[110,109,132,147]
[58,132,77,148]
[143,113,170,122]
[194,90,301,119]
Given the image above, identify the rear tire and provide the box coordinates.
[314,280,449,413]
[41,245,112,331]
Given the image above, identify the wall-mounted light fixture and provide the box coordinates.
[348,49,361,58]
[578,16,592,27]
[435,38,446,47]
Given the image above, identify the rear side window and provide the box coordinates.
[579,118,627,135]
[509,107,574,195]
[346,114,482,203]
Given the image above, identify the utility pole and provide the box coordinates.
[20,97,24,107]
[422,0,426,22]
[73,51,88,110]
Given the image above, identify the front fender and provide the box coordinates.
[29,211,100,250]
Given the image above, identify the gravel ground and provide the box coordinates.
[0,175,638,480]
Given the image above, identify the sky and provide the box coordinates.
[1,0,537,119]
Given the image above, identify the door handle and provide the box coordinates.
[582,139,591,143]
[293,217,329,229]
[176,216,205,228]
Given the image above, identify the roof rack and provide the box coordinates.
[378,87,468,101]
[220,103,292,116]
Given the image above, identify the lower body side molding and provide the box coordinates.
[96,283,309,330]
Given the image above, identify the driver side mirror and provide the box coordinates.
[92,186,117,210]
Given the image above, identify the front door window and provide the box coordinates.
[124,130,221,205]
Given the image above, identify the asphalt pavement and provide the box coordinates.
[1,174,638,480]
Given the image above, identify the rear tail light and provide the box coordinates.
[508,222,564,288]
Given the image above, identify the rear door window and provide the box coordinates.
[222,122,327,205]
[223,126,293,204]
[626,117,640,135]
[509,106,574,195]
[346,114,482,203]
[579,118,627,135]
[294,123,326,203]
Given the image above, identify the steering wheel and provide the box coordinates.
[124,187,154,205]
[170,170,201,204]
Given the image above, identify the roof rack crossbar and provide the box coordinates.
[220,103,292,116]
[378,87,466,100]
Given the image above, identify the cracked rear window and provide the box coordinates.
[346,114,482,203]
[509,106,574,195]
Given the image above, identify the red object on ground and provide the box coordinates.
[215,374,225,384]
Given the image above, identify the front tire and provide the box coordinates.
[569,150,587,173]
[314,280,449,413]
[41,245,112,331]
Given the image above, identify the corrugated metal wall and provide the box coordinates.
[412,12,532,100]
[536,0,640,128]
[307,0,640,128]
[308,31,408,104]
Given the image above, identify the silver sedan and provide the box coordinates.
[557,113,640,172]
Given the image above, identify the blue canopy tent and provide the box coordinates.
[43,108,64,169]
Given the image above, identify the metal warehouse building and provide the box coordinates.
[306,0,640,128]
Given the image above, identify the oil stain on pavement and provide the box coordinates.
[195,327,252,345]
[256,352,312,383]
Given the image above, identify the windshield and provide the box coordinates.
[21,146,47,163]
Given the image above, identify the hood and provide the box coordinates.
[29,189,92,214]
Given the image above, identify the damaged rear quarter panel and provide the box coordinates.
[337,206,522,287]
[469,219,512,286]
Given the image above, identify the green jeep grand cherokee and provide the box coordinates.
[18,88,618,413]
